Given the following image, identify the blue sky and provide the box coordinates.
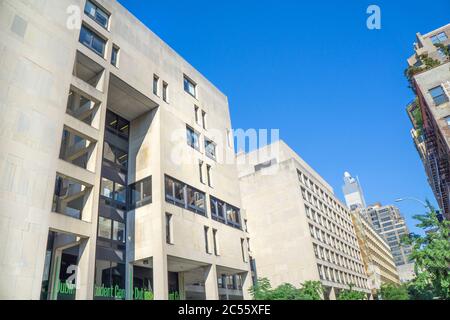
[118,0,449,234]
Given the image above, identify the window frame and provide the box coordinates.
[128,176,152,210]
[79,24,107,57]
[429,85,449,106]
[84,0,110,30]
[184,76,197,98]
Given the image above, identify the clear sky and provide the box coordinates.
[118,0,449,235]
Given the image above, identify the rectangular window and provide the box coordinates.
[112,221,125,243]
[79,25,106,57]
[202,111,207,130]
[204,227,210,254]
[213,229,219,256]
[431,32,448,44]
[153,75,159,96]
[241,238,247,262]
[162,82,168,102]
[194,106,200,124]
[186,126,200,151]
[111,46,120,67]
[106,110,129,140]
[206,165,212,187]
[84,0,110,29]
[165,176,206,216]
[101,178,126,204]
[128,176,152,210]
[166,213,173,244]
[199,161,204,184]
[429,86,449,105]
[184,76,197,97]
[98,217,112,239]
[205,139,216,160]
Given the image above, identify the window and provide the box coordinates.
[166,213,173,244]
[194,106,200,124]
[206,165,212,187]
[128,176,152,209]
[202,111,207,129]
[163,82,168,102]
[241,238,247,262]
[98,217,112,239]
[103,142,128,169]
[106,110,129,140]
[199,161,204,184]
[165,176,206,215]
[184,76,197,97]
[153,75,159,96]
[210,196,241,229]
[101,178,126,204]
[226,204,241,228]
[84,0,110,29]
[79,25,106,57]
[186,126,200,151]
[210,197,226,222]
[112,221,125,243]
[213,229,219,256]
[205,139,216,160]
[429,86,449,105]
[111,46,120,67]
[204,227,210,254]
[431,32,448,44]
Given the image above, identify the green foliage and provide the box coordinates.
[404,54,441,91]
[249,278,323,300]
[403,201,450,300]
[435,43,450,60]
[380,283,409,300]
[336,284,366,300]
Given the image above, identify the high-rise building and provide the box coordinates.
[405,24,450,219]
[0,0,251,300]
[237,141,371,300]
[350,212,400,297]
[361,204,415,283]
[342,172,367,210]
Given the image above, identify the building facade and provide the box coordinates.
[237,141,371,300]
[342,172,367,211]
[350,211,400,297]
[361,204,415,283]
[406,24,450,219]
[0,0,252,300]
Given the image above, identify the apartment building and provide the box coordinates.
[237,141,371,300]
[406,24,450,219]
[361,204,415,283]
[350,211,400,297]
[0,0,252,300]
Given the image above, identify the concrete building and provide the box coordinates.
[237,141,371,300]
[342,172,366,211]
[361,204,415,283]
[350,211,400,297]
[0,0,252,300]
[406,24,450,219]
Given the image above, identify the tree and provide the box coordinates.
[337,284,366,300]
[380,283,409,300]
[403,201,450,300]
[435,43,450,60]
[297,281,324,300]
[249,278,323,300]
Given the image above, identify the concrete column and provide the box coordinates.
[75,237,95,300]
[178,272,186,300]
[204,265,219,300]
[126,262,133,300]
[153,254,168,300]
[329,287,337,300]
[241,272,253,300]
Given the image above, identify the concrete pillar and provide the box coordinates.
[204,265,219,300]
[75,237,95,300]
[153,254,168,300]
[241,272,253,300]
[126,263,134,300]
[178,272,186,300]
[329,287,337,300]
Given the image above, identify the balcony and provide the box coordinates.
[59,127,97,172]
[52,174,92,220]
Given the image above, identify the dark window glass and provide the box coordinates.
[184,76,196,97]
[129,177,152,210]
[79,25,106,56]
[186,126,200,150]
[84,0,110,29]
[111,46,119,66]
